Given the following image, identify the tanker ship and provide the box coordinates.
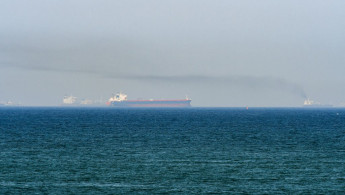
[106,93,191,107]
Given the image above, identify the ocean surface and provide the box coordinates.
[1,107,345,194]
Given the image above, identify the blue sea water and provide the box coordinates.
[1,107,345,194]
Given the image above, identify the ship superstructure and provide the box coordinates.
[63,95,77,104]
[303,98,314,106]
[107,92,191,107]
[303,98,332,107]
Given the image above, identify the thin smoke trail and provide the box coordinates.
[2,64,307,98]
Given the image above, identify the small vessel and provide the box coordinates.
[0,101,20,106]
[303,98,315,106]
[63,95,77,105]
[107,92,192,107]
[303,98,332,107]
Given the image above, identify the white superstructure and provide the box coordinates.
[303,98,333,107]
[108,92,127,102]
[303,98,314,106]
[63,96,77,104]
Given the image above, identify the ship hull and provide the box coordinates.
[109,100,191,107]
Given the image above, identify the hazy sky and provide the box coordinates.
[1,0,344,106]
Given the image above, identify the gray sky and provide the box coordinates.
[1,0,345,106]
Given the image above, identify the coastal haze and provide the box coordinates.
[1,0,344,107]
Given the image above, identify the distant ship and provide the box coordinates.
[63,95,77,105]
[62,95,106,107]
[106,93,191,107]
[0,100,20,106]
[303,98,332,108]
